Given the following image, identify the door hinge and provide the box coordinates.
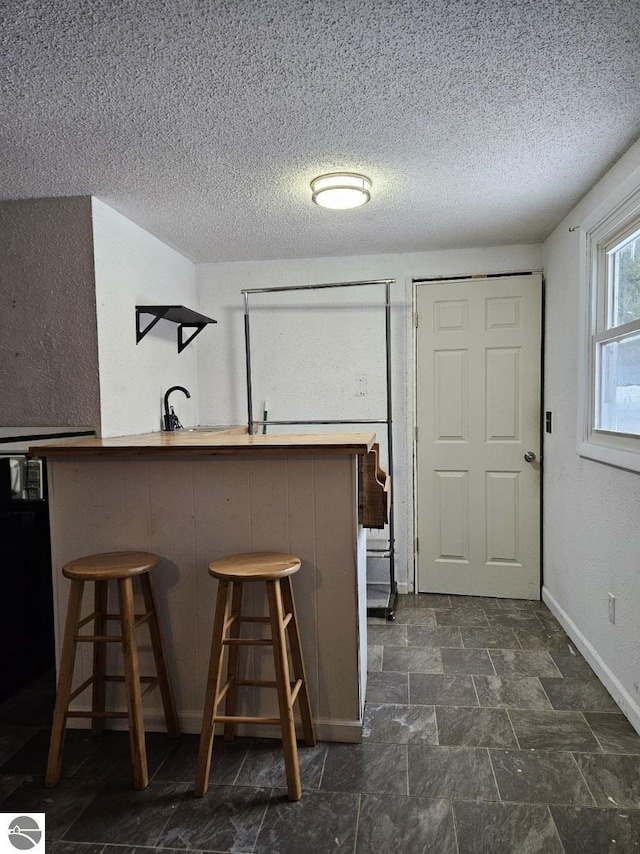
[416,537,419,554]
[414,311,419,328]
[415,426,418,443]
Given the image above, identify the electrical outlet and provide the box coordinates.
[608,593,616,624]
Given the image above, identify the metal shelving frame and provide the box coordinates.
[241,278,397,620]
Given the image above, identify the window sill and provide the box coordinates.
[578,438,640,474]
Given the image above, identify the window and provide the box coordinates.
[594,223,640,435]
[579,185,640,472]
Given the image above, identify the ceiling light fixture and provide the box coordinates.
[310,172,371,209]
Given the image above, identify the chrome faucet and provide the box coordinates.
[163,386,191,431]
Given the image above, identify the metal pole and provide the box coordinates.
[253,419,388,427]
[240,279,393,295]
[243,291,254,434]
[385,280,396,618]
[241,277,397,619]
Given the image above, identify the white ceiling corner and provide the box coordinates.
[1,0,639,263]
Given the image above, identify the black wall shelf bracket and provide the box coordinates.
[136,305,217,353]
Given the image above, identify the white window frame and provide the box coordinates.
[578,180,640,473]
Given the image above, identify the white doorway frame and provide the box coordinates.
[407,271,545,596]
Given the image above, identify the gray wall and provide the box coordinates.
[542,138,640,733]
[0,196,101,428]
[196,243,543,592]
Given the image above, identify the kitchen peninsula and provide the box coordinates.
[35,429,387,742]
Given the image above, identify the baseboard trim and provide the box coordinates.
[68,711,363,742]
[542,586,640,736]
[233,717,363,743]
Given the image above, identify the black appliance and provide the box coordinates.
[0,427,95,701]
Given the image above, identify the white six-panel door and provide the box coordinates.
[416,274,542,599]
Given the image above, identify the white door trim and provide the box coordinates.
[410,270,544,597]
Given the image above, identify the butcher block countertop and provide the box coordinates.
[42,426,378,740]
[30,427,377,458]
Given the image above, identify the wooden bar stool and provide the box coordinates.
[195,552,316,801]
[45,551,180,790]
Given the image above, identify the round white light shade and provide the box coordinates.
[310,172,371,209]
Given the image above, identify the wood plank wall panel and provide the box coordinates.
[145,460,199,715]
[313,456,360,723]
[49,460,132,701]
[286,456,320,728]
[247,456,292,720]
[47,453,364,741]
[192,456,253,723]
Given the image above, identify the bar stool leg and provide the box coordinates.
[281,576,316,747]
[139,573,180,738]
[91,580,108,736]
[195,579,231,797]
[45,578,85,787]
[118,577,148,790]
[223,581,244,741]
[267,578,302,801]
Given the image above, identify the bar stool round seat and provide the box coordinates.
[196,551,316,802]
[208,551,302,581]
[62,550,160,580]
[45,550,180,791]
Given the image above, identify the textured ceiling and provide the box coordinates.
[2,0,640,263]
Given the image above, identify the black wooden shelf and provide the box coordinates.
[135,305,217,353]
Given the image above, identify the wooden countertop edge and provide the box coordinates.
[31,430,377,458]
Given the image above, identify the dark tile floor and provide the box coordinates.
[2,594,640,853]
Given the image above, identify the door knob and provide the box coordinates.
[524,451,536,463]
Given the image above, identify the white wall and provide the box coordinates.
[0,196,101,428]
[92,199,199,436]
[543,138,640,733]
[195,244,542,592]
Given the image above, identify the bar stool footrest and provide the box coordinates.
[214,714,282,726]
[66,710,131,720]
